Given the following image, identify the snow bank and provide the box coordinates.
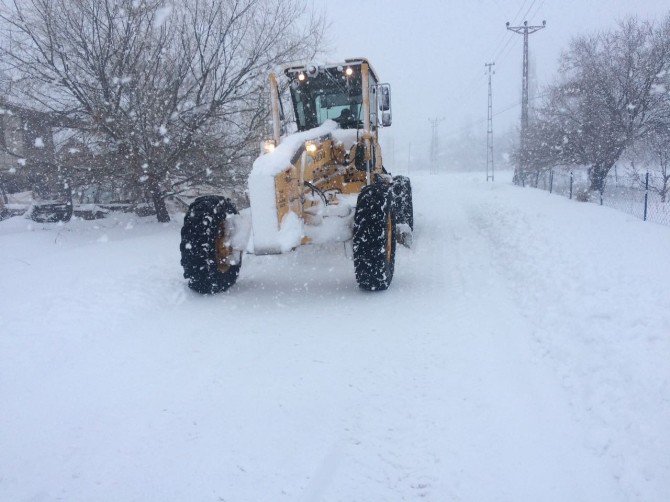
[248,120,339,254]
[2,172,669,501]
[464,173,670,501]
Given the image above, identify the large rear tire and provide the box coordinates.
[353,183,396,291]
[392,175,413,230]
[180,196,241,294]
[392,175,413,247]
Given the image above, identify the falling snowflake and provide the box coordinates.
[154,6,172,28]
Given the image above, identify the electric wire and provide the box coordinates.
[522,0,539,19]
[449,0,531,112]
[488,0,531,61]
[440,92,549,140]
[429,0,547,151]
[496,0,541,66]
[529,0,547,20]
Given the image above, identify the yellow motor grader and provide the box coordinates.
[180,58,413,294]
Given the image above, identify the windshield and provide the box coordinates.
[288,66,363,131]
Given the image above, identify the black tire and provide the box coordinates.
[180,196,241,294]
[353,183,396,291]
[392,175,413,230]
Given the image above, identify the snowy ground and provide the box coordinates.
[2,171,669,501]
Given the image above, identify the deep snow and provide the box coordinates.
[1,172,669,501]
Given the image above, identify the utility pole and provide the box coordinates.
[506,19,546,185]
[485,62,495,182]
[428,117,444,174]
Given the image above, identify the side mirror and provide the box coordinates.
[381,110,392,127]
[377,83,392,127]
[378,84,391,112]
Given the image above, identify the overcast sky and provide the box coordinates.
[315,0,669,165]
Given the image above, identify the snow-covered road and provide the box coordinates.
[2,172,669,501]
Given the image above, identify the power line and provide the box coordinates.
[521,0,539,21]
[425,2,549,157]
[451,0,535,116]
[528,0,547,21]
[494,0,542,66]
[438,92,549,141]
[489,0,532,62]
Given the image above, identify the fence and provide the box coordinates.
[527,169,670,226]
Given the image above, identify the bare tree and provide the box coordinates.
[522,15,670,194]
[0,0,325,221]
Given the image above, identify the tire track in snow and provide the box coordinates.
[390,174,624,501]
[463,179,670,501]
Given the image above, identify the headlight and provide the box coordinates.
[305,141,317,154]
[261,139,276,155]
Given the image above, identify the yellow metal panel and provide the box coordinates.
[274,164,302,229]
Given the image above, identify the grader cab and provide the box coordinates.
[180,58,413,294]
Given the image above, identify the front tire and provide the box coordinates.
[180,196,241,294]
[353,183,396,291]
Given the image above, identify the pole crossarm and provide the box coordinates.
[506,25,546,34]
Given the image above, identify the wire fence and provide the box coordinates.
[526,169,670,226]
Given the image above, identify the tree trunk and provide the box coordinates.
[513,167,525,186]
[588,163,610,194]
[149,179,170,222]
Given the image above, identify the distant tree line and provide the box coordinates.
[0,0,324,221]
[517,14,670,199]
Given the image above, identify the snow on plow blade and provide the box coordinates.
[248,121,338,254]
